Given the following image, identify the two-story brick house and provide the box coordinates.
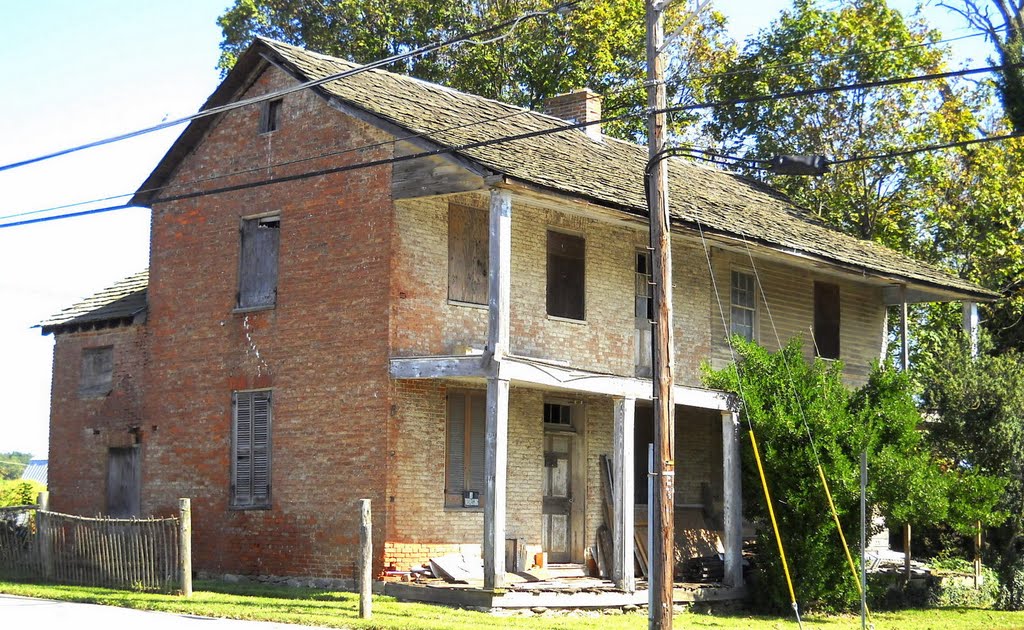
[41,37,994,599]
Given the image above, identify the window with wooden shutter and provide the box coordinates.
[80,346,113,397]
[448,203,489,305]
[547,231,585,320]
[445,391,486,508]
[814,281,841,359]
[238,215,280,309]
[635,251,653,377]
[232,390,272,509]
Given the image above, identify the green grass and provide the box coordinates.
[1,580,1024,629]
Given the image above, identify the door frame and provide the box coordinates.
[541,398,587,564]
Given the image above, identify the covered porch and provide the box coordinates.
[389,352,746,597]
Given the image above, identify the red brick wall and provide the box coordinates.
[48,324,146,516]
[141,63,395,579]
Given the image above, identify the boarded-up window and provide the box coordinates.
[80,346,113,397]
[731,271,756,341]
[814,281,841,359]
[547,231,585,320]
[238,215,280,309]
[445,391,486,508]
[106,446,140,518]
[232,390,272,509]
[448,204,488,304]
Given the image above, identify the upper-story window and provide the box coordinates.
[547,231,585,320]
[237,215,280,310]
[814,281,841,359]
[730,271,757,342]
[635,250,653,377]
[259,99,282,134]
[448,203,488,305]
[80,346,113,397]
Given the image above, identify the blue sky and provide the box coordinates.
[0,0,993,459]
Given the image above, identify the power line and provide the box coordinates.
[4,62,1020,228]
[0,0,578,175]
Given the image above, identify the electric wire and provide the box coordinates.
[0,0,579,174]
[4,61,1021,228]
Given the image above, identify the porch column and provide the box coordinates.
[613,397,636,592]
[963,301,979,357]
[722,410,743,587]
[900,285,910,371]
[483,187,512,590]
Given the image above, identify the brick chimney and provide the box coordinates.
[540,89,602,141]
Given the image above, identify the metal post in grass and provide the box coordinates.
[359,499,372,619]
[179,498,192,597]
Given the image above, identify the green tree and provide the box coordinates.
[0,452,31,481]
[216,0,736,141]
[918,330,1024,608]
[939,0,1024,133]
[704,0,975,250]
[702,338,956,612]
[0,479,43,507]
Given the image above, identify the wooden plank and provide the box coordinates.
[389,355,487,379]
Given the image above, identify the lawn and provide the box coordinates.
[1,580,1023,629]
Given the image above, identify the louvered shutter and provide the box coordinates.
[468,394,486,496]
[251,391,271,506]
[446,394,466,506]
[232,391,272,508]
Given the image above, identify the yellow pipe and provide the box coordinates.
[750,431,799,608]
[818,464,872,623]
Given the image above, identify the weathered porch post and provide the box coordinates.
[721,411,743,587]
[963,301,979,357]
[484,187,512,590]
[613,397,636,592]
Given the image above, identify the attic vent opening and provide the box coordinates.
[260,99,282,134]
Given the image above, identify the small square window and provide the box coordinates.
[80,346,113,397]
[259,99,282,134]
[543,402,572,427]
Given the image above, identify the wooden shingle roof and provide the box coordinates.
[39,270,148,335]
[136,38,995,301]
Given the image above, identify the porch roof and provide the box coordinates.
[389,354,733,412]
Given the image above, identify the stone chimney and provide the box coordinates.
[540,89,602,141]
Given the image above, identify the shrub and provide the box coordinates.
[0,479,45,508]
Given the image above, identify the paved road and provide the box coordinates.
[0,595,332,630]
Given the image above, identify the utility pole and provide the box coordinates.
[646,1,675,628]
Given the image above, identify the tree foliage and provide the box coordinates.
[917,330,1024,607]
[940,0,1024,133]
[0,452,31,481]
[217,0,735,141]
[705,0,976,249]
[702,338,999,612]
[0,479,43,508]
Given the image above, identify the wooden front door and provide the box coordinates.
[542,433,573,563]
[106,446,141,517]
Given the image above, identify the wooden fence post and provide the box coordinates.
[359,499,372,619]
[974,520,983,587]
[36,491,51,580]
[179,498,192,597]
